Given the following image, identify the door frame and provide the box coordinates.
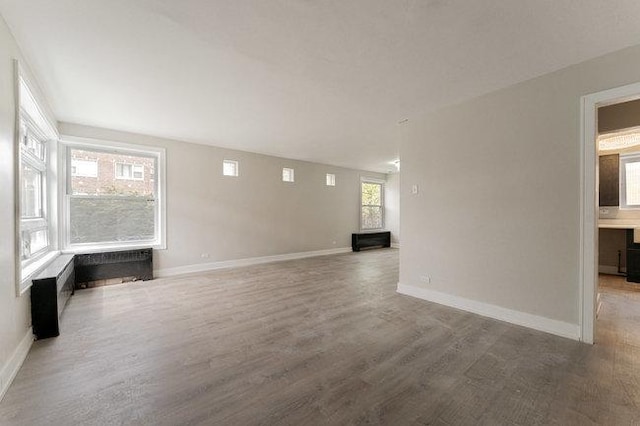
[580,81,640,343]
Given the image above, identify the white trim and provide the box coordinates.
[598,265,626,275]
[397,283,580,340]
[391,243,400,249]
[155,247,351,278]
[580,81,640,344]
[0,327,33,402]
[59,135,167,251]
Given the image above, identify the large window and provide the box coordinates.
[621,153,640,208]
[361,179,384,230]
[16,70,58,286]
[62,140,166,250]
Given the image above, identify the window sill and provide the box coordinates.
[20,250,61,295]
[61,242,165,255]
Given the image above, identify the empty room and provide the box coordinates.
[1,1,640,425]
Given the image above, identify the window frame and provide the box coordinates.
[360,177,385,231]
[14,62,60,294]
[60,136,167,252]
[620,153,640,209]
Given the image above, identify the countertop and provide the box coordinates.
[598,219,640,229]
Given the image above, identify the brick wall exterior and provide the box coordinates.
[71,149,155,196]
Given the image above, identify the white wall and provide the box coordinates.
[0,16,56,398]
[59,122,387,274]
[385,172,400,245]
[399,43,640,337]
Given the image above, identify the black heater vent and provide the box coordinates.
[74,248,153,285]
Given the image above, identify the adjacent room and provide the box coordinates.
[2,1,640,424]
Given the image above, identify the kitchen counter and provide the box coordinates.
[598,219,640,229]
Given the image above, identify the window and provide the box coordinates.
[71,159,98,177]
[361,179,384,230]
[115,162,144,180]
[223,160,239,176]
[621,154,640,208]
[326,173,336,186]
[16,70,58,284]
[282,167,294,182]
[63,140,166,250]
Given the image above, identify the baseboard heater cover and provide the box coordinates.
[352,231,391,252]
[74,248,153,285]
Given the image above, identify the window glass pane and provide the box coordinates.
[326,174,335,186]
[361,206,383,229]
[70,149,155,196]
[283,168,294,182]
[223,160,238,176]
[69,198,156,244]
[21,229,48,259]
[21,164,42,218]
[626,161,640,205]
[29,229,48,254]
[362,182,382,206]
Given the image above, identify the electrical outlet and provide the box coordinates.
[201,253,210,259]
[412,184,419,195]
[420,275,431,284]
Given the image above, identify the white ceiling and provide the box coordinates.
[2,1,640,172]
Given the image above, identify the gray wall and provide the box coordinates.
[59,122,387,274]
[400,43,640,327]
[385,172,400,245]
[0,16,52,393]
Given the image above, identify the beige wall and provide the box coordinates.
[59,122,387,273]
[0,17,51,393]
[385,172,400,245]
[400,43,640,327]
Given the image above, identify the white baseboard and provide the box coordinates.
[0,327,33,402]
[598,264,626,275]
[391,243,400,249]
[397,283,580,341]
[155,247,352,278]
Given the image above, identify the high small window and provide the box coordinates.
[361,179,384,230]
[115,163,144,180]
[621,154,640,208]
[223,160,239,177]
[282,167,294,182]
[326,173,336,186]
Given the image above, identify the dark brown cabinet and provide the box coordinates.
[599,154,620,206]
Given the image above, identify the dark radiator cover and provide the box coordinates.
[31,254,75,339]
[75,248,153,284]
[352,231,391,252]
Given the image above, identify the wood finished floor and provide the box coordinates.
[1,250,640,425]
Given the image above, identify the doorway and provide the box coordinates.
[580,82,640,343]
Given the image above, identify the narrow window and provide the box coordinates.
[326,173,336,186]
[71,159,98,177]
[361,179,384,230]
[16,72,57,279]
[282,167,294,182]
[223,160,239,177]
[621,153,640,208]
[115,162,144,180]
